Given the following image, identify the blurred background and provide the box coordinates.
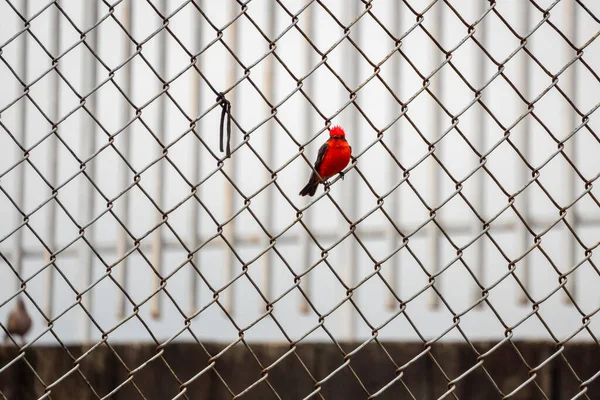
[1,0,600,398]
[1,0,600,344]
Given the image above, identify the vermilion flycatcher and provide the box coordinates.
[299,126,352,196]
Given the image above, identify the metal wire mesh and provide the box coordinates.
[1,0,600,398]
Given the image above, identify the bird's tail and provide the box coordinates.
[299,175,319,197]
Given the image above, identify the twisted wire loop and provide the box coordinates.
[0,0,599,399]
[217,92,232,158]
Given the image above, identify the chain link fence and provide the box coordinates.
[1,0,600,398]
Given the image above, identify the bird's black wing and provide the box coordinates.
[312,141,329,180]
[299,141,332,196]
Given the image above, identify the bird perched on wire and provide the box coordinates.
[300,126,352,197]
[4,297,32,345]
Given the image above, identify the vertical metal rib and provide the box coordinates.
[563,0,578,303]
[116,0,134,319]
[150,0,168,319]
[189,0,203,316]
[386,0,403,311]
[299,5,314,315]
[473,1,487,307]
[346,0,360,340]
[517,2,531,305]
[81,0,99,342]
[262,0,276,309]
[13,0,29,293]
[44,2,61,318]
[222,3,239,313]
[427,2,443,310]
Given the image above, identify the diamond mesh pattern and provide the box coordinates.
[1,0,600,398]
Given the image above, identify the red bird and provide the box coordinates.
[299,126,352,196]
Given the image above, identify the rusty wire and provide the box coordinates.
[0,0,600,399]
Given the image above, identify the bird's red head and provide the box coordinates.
[329,126,346,139]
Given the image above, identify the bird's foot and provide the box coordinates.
[323,180,331,189]
[338,171,345,180]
